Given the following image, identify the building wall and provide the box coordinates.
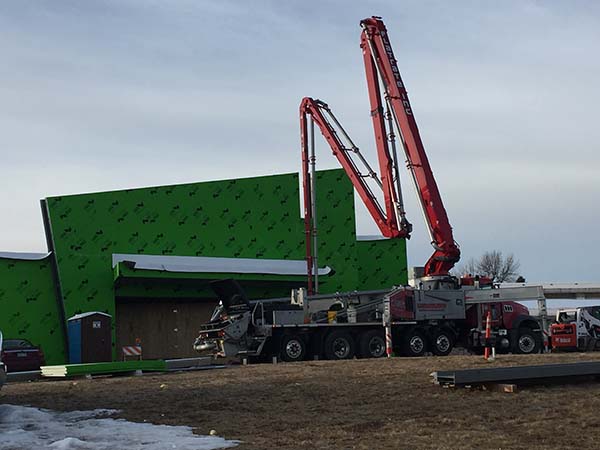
[43,171,304,323]
[26,168,407,362]
[0,255,66,365]
[43,169,406,312]
[357,237,407,289]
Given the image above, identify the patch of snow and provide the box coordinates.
[0,404,238,450]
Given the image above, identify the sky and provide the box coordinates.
[0,1,599,282]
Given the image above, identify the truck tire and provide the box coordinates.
[430,328,454,356]
[514,328,541,354]
[280,334,306,362]
[324,331,355,360]
[402,329,428,357]
[358,330,386,358]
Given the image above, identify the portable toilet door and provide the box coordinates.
[67,312,112,363]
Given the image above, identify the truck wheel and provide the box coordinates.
[402,329,428,357]
[280,334,306,362]
[324,331,355,360]
[358,330,386,358]
[430,328,454,356]
[514,328,541,354]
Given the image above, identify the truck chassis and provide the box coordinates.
[194,280,545,361]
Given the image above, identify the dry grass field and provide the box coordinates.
[3,352,600,449]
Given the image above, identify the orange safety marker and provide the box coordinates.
[484,310,492,360]
[385,325,393,358]
[122,344,142,361]
[383,297,393,358]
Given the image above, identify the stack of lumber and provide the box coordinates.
[41,360,167,378]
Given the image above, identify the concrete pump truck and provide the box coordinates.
[193,17,544,361]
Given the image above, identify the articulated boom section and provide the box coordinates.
[301,16,461,290]
[300,97,412,294]
[359,17,460,276]
[300,98,405,238]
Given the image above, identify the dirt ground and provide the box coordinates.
[3,353,600,449]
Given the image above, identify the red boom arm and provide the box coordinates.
[301,98,405,238]
[359,16,460,276]
[301,17,460,292]
[300,98,411,293]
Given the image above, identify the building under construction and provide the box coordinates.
[0,169,406,364]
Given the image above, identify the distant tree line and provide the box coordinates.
[454,250,524,283]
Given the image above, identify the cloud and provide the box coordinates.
[0,1,598,281]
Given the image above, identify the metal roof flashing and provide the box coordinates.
[67,312,112,321]
[0,252,51,261]
[112,253,332,277]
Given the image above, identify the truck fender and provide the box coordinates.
[510,315,541,332]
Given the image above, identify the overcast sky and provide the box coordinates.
[1,1,598,282]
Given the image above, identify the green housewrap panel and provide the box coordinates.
[42,169,407,360]
[0,255,66,365]
[313,170,358,291]
[44,171,305,322]
[357,238,407,289]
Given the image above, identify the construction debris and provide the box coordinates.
[164,357,212,371]
[432,361,600,388]
[483,383,518,393]
[41,360,167,378]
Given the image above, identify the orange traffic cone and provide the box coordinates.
[484,310,492,360]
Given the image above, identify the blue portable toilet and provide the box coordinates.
[68,312,112,364]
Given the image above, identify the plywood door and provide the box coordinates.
[116,300,217,360]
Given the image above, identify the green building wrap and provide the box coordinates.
[0,168,406,364]
[0,255,66,365]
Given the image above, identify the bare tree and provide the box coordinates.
[455,250,521,282]
[457,257,478,276]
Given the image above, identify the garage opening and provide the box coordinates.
[115,298,217,360]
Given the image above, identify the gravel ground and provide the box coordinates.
[3,352,600,449]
